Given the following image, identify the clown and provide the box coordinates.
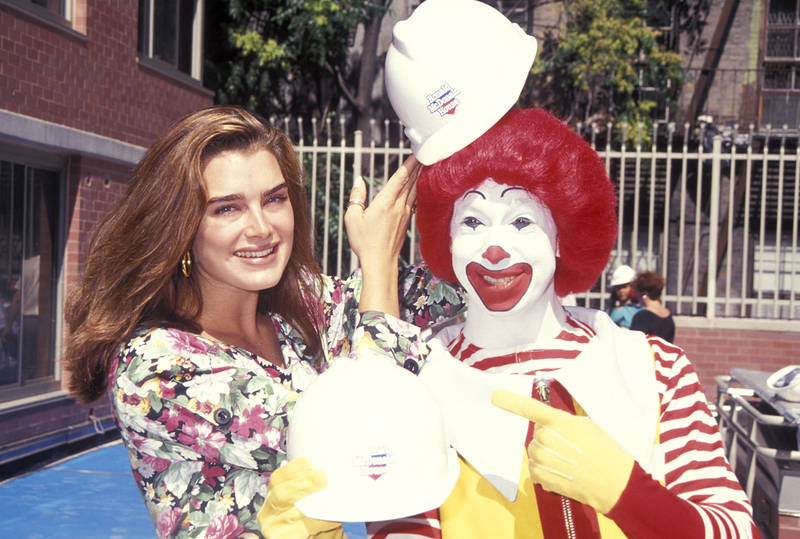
[367,0,760,538]
[362,106,759,539]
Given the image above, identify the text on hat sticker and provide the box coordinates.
[353,445,397,480]
[427,83,461,116]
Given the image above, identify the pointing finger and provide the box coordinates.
[491,389,561,425]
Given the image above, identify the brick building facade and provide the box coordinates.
[0,0,798,485]
[0,0,212,473]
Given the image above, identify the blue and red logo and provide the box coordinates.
[427,83,461,117]
[352,445,396,480]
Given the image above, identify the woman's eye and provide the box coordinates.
[512,217,533,230]
[214,205,236,215]
[265,194,288,205]
[463,217,482,229]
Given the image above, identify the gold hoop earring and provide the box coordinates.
[181,251,192,278]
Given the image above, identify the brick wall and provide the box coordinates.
[675,326,800,401]
[0,0,213,148]
[0,394,112,449]
[0,0,213,464]
[64,155,131,293]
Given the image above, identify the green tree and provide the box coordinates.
[205,0,391,137]
[524,0,685,142]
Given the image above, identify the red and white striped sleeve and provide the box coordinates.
[607,336,761,539]
[365,509,441,539]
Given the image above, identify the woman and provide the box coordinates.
[604,264,643,329]
[367,108,759,538]
[63,106,462,539]
[630,270,675,343]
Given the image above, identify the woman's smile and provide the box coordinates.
[234,246,276,259]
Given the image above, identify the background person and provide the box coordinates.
[604,264,643,328]
[63,106,464,539]
[630,270,675,343]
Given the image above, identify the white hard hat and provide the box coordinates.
[767,365,800,402]
[385,0,538,165]
[609,265,636,287]
[287,355,460,522]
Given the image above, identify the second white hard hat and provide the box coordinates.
[609,265,637,287]
[287,355,460,522]
[385,0,538,165]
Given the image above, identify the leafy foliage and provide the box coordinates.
[205,0,381,123]
[523,0,686,144]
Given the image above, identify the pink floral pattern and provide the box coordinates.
[112,266,465,538]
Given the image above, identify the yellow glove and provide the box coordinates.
[492,389,634,515]
[258,457,345,539]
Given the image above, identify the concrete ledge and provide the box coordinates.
[0,109,146,165]
[675,315,800,333]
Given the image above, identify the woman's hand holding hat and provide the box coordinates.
[345,155,421,316]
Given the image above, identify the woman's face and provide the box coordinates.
[449,179,557,313]
[193,148,294,297]
[614,284,632,303]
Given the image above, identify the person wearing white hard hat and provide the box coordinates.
[605,264,644,329]
[367,0,759,538]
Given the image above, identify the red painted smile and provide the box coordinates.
[466,262,533,311]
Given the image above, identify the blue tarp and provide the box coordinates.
[0,441,366,539]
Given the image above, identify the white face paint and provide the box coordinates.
[450,179,558,314]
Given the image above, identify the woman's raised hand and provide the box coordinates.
[344,155,422,316]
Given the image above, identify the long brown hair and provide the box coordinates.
[64,106,322,403]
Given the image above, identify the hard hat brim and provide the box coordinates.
[294,446,461,522]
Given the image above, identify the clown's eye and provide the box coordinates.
[512,217,533,230]
[463,217,482,230]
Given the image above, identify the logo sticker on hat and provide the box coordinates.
[427,83,461,116]
[353,445,397,480]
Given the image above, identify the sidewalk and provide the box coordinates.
[0,441,366,539]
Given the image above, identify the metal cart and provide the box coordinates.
[715,369,800,539]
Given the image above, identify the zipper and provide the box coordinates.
[536,380,577,539]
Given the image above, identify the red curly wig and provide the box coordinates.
[416,108,618,297]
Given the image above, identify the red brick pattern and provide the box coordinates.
[0,1,212,456]
[675,327,800,401]
[0,1,213,148]
[0,394,113,448]
[64,155,131,293]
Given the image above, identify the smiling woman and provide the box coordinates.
[61,106,466,539]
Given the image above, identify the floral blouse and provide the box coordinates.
[111,266,465,539]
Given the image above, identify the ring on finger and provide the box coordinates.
[348,200,366,209]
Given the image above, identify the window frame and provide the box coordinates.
[761,0,800,129]
[0,146,67,403]
[137,0,205,83]
[0,0,72,27]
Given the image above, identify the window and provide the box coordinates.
[137,0,204,81]
[762,0,800,128]
[1,0,72,26]
[0,158,63,399]
[31,0,66,17]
